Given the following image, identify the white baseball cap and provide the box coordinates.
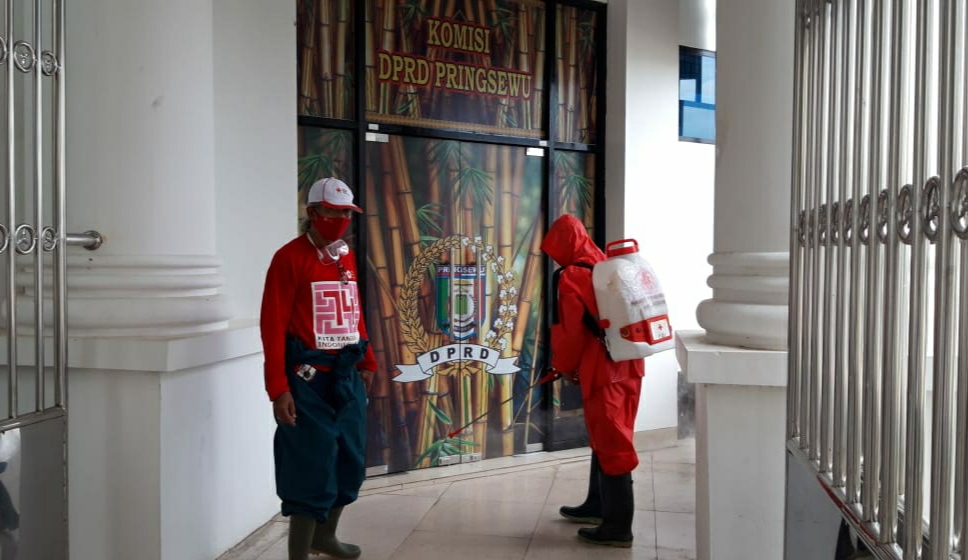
[307,177,363,213]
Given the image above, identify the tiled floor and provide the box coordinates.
[219,431,696,560]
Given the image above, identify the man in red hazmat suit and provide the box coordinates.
[541,214,644,548]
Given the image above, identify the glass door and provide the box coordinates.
[363,135,546,472]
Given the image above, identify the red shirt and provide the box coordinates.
[260,235,378,401]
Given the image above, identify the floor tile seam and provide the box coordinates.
[361,457,589,496]
[652,507,697,514]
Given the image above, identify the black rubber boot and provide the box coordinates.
[577,472,634,548]
[288,515,316,560]
[310,506,361,559]
[559,454,603,524]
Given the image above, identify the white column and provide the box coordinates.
[48,0,230,337]
[677,0,794,558]
[694,0,793,351]
[57,2,256,559]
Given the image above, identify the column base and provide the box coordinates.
[695,252,788,351]
[17,254,232,337]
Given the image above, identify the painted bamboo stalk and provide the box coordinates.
[482,145,498,328]
[577,12,595,142]
[392,137,423,260]
[334,0,350,119]
[421,141,446,327]
[318,0,334,117]
[565,7,578,142]
[517,3,532,131]
[498,148,515,263]
[377,143,423,460]
[414,368,440,468]
[532,3,546,130]
[502,218,543,456]
[512,148,524,245]
[397,4,421,118]
[555,9,566,137]
[522,298,544,447]
[427,143,445,231]
[366,290,392,467]
[365,0,378,113]
[379,0,397,115]
[511,220,543,356]
[365,172,413,468]
[298,1,317,115]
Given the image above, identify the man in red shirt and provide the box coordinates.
[261,177,377,560]
[542,214,644,548]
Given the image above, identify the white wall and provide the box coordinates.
[214,0,298,321]
[608,0,716,431]
[69,370,161,560]
[680,0,716,51]
[160,357,277,560]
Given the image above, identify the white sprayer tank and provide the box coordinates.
[592,239,674,360]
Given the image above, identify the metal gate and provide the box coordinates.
[1,0,99,557]
[786,0,968,558]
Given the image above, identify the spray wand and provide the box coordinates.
[446,367,571,439]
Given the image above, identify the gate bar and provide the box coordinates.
[879,0,907,542]
[954,167,968,554]
[953,0,968,528]
[846,0,869,506]
[788,0,806,442]
[833,0,852,487]
[54,0,67,408]
[810,0,827,463]
[955,2,968,552]
[802,0,820,456]
[928,0,959,556]
[34,0,46,413]
[6,0,17,419]
[862,0,886,525]
[822,0,840,475]
[903,0,934,555]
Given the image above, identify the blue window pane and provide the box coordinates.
[701,56,716,104]
[680,79,697,102]
[681,102,715,142]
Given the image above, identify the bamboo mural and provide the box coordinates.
[298,0,356,119]
[555,5,598,144]
[297,0,604,473]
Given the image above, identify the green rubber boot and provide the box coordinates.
[288,515,316,560]
[310,507,361,559]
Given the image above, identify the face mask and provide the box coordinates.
[312,215,351,242]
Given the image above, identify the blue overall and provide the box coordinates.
[274,336,368,522]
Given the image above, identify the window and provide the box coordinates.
[679,46,716,143]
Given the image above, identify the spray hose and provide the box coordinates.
[446,367,570,439]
